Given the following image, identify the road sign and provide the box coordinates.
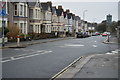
[0,1,6,8]
[0,10,6,16]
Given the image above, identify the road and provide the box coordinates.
[2,36,118,78]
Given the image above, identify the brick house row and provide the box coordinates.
[0,1,82,39]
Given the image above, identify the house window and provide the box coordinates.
[20,23,23,33]
[30,25,33,32]
[24,6,26,17]
[36,9,37,18]
[14,4,17,15]
[35,25,38,33]
[24,23,26,34]
[29,9,33,18]
[20,5,23,16]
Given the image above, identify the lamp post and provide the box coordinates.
[93,18,96,31]
[83,10,87,32]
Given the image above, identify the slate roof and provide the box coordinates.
[28,0,41,8]
[72,14,75,20]
[41,2,52,11]
[67,13,72,19]
[52,6,57,14]
[56,8,63,16]
[28,2,36,7]
[63,12,67,18]
[75,16,80,21]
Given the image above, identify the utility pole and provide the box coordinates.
[83,10,87,32]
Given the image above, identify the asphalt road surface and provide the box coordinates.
[2,36,118,78]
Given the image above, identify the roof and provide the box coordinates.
[41,2,52,11]
[75,16,80,21]
[56,8,63,16]
[52,6,57,14]
[28,0,41,7]
[72,14,75,20]
[67,13,72,19]
[63,12,67,18]
[28,2,36,7]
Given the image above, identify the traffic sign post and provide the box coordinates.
[1,9,5,47]
[0,1,6,47]
[0,10,6,16]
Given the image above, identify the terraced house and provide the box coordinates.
[51,6,58,35]
[28,1,42,34]
[0,1,84,42]
[56,6,65,37]
[13,2,28,35]
[41,2,52,34]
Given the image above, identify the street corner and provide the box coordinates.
[56,49,118,79]
[54,55,95,79]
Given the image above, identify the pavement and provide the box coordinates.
[52,36,119,79]
[55,50,119,79]
[103,35,118,44]
[0,37,74,49]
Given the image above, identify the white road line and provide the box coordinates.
[1,60,11,63]
[1,50,52,63]
[2,50,45,60]
[111,51,118,54]
[65,44,84,47]
[93,45,97,48]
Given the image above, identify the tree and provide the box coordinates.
[110,21,117,33]
[6,25,19,40]
[0,27,9,36]
[96,23,107,33]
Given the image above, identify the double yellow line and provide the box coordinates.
[50,56,84,80]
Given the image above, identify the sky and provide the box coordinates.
[39,0,119,23]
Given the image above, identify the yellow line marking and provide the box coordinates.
[50,56,83,80]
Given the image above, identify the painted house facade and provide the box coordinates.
[13,2,29,35]
[28,1,42,34]
[1,1,95,40]
[41,2,52,34]
[72,14,76,36]
[56,6,65,37]
[51,6,58,32]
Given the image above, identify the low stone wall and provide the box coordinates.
[0,37,8,43]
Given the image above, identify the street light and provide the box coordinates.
[83,10,87,32]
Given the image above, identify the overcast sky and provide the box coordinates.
[40,0,118,23]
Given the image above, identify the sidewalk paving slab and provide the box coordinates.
[57,49,118,79]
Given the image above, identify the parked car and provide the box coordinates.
[76,32,90,38]
[92,32,100,36]
[95,32,100,35]
[76,32,84,38]
[92,32,97,36]
[101,32,110,36]
[84,32,90,37]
